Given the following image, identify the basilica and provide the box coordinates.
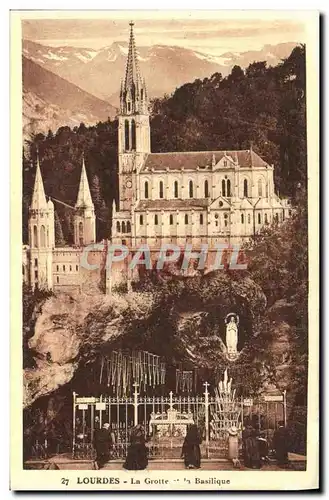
[23,22,291,294]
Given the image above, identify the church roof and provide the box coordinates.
[135,199,209,211]
[75,155,94,208]
[31,155,48,210]
[141,150,269,172]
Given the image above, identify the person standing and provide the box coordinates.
[227,426,240,467]
[273,421,289,467]
[93,422,112,469]
[242,425,261,469]
[123,425,148,470]
[181,424,202,469]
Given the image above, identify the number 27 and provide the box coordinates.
[61,478,69,486]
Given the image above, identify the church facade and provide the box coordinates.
[23,22,291,294]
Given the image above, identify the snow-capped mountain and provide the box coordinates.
[23,39,298,106]
[23,56,116,138]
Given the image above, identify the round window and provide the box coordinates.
[219,201,223,207]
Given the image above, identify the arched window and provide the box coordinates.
[57,276,59,284]
[185,214,189,225]
[227,179,231,197]
[141,88,144,100]
[189,180,194,198]
[248,214,251,224]
[169,214,173,225]
[275,213,279,223]
[79,222,83,245]
[258,178,263,197]
[200,213,204,225]
[174,181,178,198]
[258,213,261,224]
[127,221,131,233]
[265,213,268,224]
[122,221,126,233]
[46,227,49,247]
[241,213,244,224]
[154,214,158,225]
[124,119,130,151]
[22,265,25,276]
[131,119,136,150]
[224,213,228,227]
[116,221,120,233]
[139,215,144,225]
[222,179,226,197]
[33,225,38,248]
[144,181,149,199]
[243,179,248,197]
[40,225,46,247]
[204,180,209,198]
[159,181,164,199]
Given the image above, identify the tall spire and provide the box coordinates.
[31,151,47,209]
[75,153,94,208]
[124,22,141,92]
[120,22,148,115]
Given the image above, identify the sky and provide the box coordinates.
[22,15,305,56]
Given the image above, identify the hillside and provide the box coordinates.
[23,56,116,137]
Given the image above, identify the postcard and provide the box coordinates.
[10,9,319,491]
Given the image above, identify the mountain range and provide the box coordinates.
[23,55,116,138]
[22,39,299,137]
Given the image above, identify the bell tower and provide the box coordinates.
[28,153,55,290]
[118,22,150,211]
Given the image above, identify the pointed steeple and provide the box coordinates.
[124,21,141,93]
[31,152,47,209]
[120,22,148,115]
[75,153,94,208]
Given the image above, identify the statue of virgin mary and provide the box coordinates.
[225,313,239,354]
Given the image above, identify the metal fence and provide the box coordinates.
[72,384,286,460]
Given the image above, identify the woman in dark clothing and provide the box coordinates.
[93,423,112,469]
[273,421,289,467]
[181,424,202,469]
[123,425,148,470]
[242,425,261,469]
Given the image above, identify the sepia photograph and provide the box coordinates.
[10,10,319,490]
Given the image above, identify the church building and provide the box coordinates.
[23,22,291,294]
[111,22,291,251]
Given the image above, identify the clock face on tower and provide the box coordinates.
[126,180,132,188]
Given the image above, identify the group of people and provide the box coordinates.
[93,420,289,470]
[93,423,202,470]
[242,420,290,469]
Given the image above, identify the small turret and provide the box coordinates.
[31,154,47,210]
[74,154,96,246]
